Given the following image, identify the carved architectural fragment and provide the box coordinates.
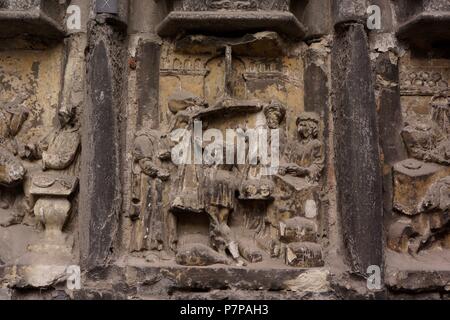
[1,0,450,301]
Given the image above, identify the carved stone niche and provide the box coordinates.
[0,0,65,39]
[395,0,450,49]
[130,28,326,270]
[157,0,307,38]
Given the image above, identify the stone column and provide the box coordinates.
[331,0,384,276]
[80,1,127,267]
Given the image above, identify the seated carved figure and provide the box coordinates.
[38,104,80,171]
[0,95,28,187]
[421,176,450,213]
[0,95,28,215]
[279,112,324,183]
[402,93,450,165]
[389,93,450,255]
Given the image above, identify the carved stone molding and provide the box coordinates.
[0,0,65,39]
[157,0,306,38]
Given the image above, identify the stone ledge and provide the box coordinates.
[1,263,331,292]
[82,264,330,293]
[157,11,306,39]
[397,12,450,49]
[0,10,65,40]
[385,250,450,292]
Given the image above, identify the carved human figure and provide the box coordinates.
[169,91,208,214]
[130,128,172,252]
[0,95,28,187]
[203,161,246,265]
[0,95,28,218]
[389,93,450,255]
[402,92,450,165]
[245,100,285,182]
[279,112,324,183]
[420,176,450,213]
[38,104,80,171]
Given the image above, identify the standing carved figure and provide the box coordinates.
[130,128,172,252]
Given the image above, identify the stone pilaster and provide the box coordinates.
[332,8,384,275]
[80,4,127,267]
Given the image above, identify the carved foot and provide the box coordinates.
[238,240,263,264]
[176,243,231,266]
[0,199,9,210]
[0,208,24,227]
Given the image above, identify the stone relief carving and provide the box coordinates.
[401,93,450,165]
[28,174,78,255]
[389,91,450,255]
[129,32,325,268]
[0,94,81,260]
[0,95,30,227]
[401,67,450,96]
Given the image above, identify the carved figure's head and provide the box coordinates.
[58,104,76,127]
[264,100,286,129]
[296,112,320,139]
[0,158,26,187]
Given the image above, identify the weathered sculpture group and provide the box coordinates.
[389,91,450,254]
[129,32,326,268]
[0,92,80,258]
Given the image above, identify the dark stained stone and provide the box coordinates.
[397,11,450,50]
[332,23,383,276]
[82,40,119,267]
[301,0,332,40]
[136,40,161,129]
[305,64,329,115]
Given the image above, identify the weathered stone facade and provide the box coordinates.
[0,0,449,300]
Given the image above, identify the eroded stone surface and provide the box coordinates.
[0,0,450,301]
